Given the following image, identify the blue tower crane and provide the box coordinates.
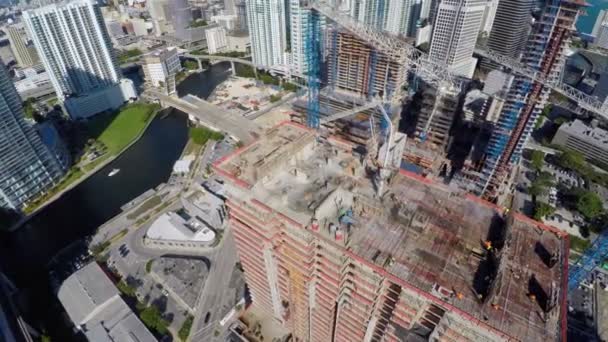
[305,11,321,129]
[568,230,608,291]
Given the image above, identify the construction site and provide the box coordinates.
[213,121,569,342]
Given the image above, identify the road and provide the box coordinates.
[148,90,261,144]
[182,53,256,68]
[189,226,243,342]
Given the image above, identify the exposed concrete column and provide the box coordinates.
[253,66,258,79]
[197,59,203,72]
[230,61,236,76]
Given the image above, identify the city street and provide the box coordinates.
[189,227,245,342]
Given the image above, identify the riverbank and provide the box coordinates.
[11,103,161,231]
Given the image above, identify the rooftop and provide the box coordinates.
[57,262,157,341]
[558,119,608,145]
[146,211,216,243]
[214,122,568,341]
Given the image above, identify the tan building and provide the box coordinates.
[142,47,182,94]
[214,121,568,342]
[5,25,39,67]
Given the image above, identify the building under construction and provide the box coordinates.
[214,121,568,342]
[291,28,459,177]
[474,0,586,201]
[402,83,461,176]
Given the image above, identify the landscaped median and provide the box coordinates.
[23,103,160,214]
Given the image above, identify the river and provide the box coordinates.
[576,0,608,34]
[0,62,232,339]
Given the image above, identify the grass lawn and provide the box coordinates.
[89,103,159,155]
[182,138,205,157]
[23,103,159,214]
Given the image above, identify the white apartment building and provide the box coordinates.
[385,0,423,37]
[205,27,229,54]
[23,0,137,118]
[350,0,388,30]
[592,10,608,49]
[289,0,314,76]
[211,14,238,31]
[142,47,182,94]
[429,0,486,78]
[246,0,288,68]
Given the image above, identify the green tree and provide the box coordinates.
[116,280,137,298]
[558,149,586,171]
[283,82,298,92]
[189,19,207,27]
[139,305,169,335]
[269,94,282,103]
[236,65,256,78]
[183,60,199,70]
[533,202,555,221]
[528,172,554,197]
[189,126,224,145]
[577,191,604,220]
[178,315,194,341]
[145,260,153,273]
[530,150,545,172]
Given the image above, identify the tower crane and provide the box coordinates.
[307,0,608,119]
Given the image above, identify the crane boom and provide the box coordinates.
[310,0,608,118]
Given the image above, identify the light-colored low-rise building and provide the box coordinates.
[63,79,137,119]
[57,262,157,341]
[181,188,227,229]
[144,211,216,250]
[552,119,608,166]
[206,26,228,54]
[142,47,182,94]
[14,69,54,99]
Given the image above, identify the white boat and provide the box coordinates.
[108,168,120,177]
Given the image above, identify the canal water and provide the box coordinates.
[576,0,608,35]
[0,62,232,338]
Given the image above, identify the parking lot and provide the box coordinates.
[107,242,191,332]
[151,256,209,312]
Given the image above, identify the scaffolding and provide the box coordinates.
[478,0,577,199]
[308,0,607,118]
[569,231,608,291]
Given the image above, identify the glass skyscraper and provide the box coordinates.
[0,62,64,211]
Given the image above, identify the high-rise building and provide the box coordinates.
[482,0,533,69]
[5,24,39,68]
[290,0,319,75]
[0,62,64,211]
[479,0,499,34]
[142,47,182,95]
[23,0,137,119]
[213,121,568,342]
[171,0,194,41]
[235,0,248,32]
[350,0,388,30]
[592,10,608,49]
[476,0,585,201]
[385,0,423,37]
[246,0,288,68]
[429,0,486,78]
[327,30,404,98]
[206,27,229,54]
[148,0,172,36]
